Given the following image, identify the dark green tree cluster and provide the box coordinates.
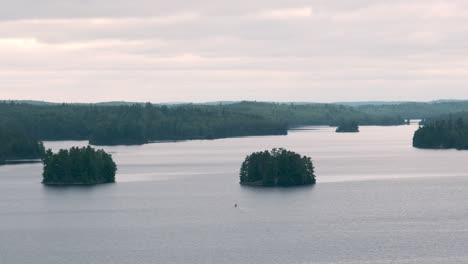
[42,146,117,185]
[356,101,468,120]
[0,102,288,146]
[336,121,359,133]
[88,104,288,145]
[0,101,406,146]
[0,130,45,164]
[226,101,405,127]
[239,148,316,186]
[413,117,468,149]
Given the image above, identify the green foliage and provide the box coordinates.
[0,130,44,163]
[413,117,468,149]
[42,146,117,185]
[226,101,404,127]
[239,148,316,186]
[0,102,288,145]
[0,101,405,146]
[336,121,359,133]
[356,101,468,120]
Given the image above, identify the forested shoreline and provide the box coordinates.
[413,116,468,150]
[0,130,45,163]
[356,101,468,120]
[0,101,404,146]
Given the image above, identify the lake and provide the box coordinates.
[1,124,468,264]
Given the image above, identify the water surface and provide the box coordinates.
[1,124,468,263]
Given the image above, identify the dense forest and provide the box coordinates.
[356,101,468,120]
[336,121,359,133]
[0,101,404,146]
[413,117,468,149]
[42,146,117,185]
[0,130,45,164]
[239,148,315,186]
[225,102,404,127]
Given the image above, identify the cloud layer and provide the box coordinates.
[1,0,468,102]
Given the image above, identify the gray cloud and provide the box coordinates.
[1,0,468,102]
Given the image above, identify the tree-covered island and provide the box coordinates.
[239,148,316,186]
[336,121,359,133]
[0,130,45,164]
[413,117,468,149]
[42,146,117,185]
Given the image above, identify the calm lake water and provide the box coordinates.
[1,124,468,264]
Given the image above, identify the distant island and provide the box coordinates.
[336,121,359,133]
[42,146,117,185]
[413,117,468,149]
[0,130,44,164]
[239,148,316,186]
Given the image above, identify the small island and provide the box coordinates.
[413,117,468,149]
[0,130,45,164]
[239,148,316,186]
[336,121,359,133]
[42,146,117,185]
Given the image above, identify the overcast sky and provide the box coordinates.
[1,0,467,103]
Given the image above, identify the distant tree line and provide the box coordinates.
[240,148,316,186]
[413,117,468,149]
[0,102,288,145]
[227,102,404,127]
[0,101,405,146]
[42,146,116,185]
[356,101,468,120]
[0,130,44,163]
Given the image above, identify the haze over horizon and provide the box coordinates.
[1,0,468,103]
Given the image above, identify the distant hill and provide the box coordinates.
[430,99,468,104]
[334,101,412,106]
[2,99,468,109]
[0,100,239,106]
[334,100,468,107]
[0,100,58,105]
[94,101,143,106]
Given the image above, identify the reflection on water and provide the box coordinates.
[1,124,468,264]
[2,159,41,165]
